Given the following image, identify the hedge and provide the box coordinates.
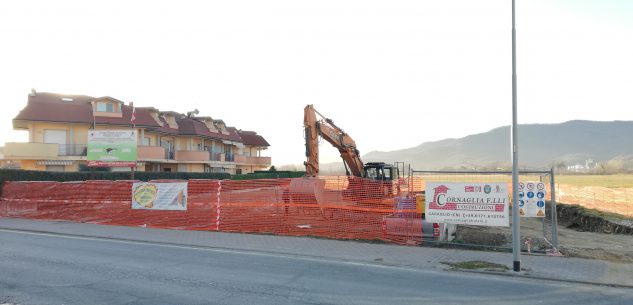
[0,169,230,193]
[0,169,308,194]
[232,171,305,180]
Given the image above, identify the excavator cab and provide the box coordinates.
[363,162,399,181]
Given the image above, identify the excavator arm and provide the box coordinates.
[303,104,366,178]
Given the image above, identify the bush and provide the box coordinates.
[78,164,111,172]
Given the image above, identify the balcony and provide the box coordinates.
[3,142,58,158]
[3,142,87,158]
[175,150,210,162]
[59,144,88,156]
[235,155,271,166]
[138,146,167,160]
[225,153,235,162]
[210,152,224,162]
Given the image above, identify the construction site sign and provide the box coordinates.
[518,181,547,217]
[132,182,188,210]
[425,182,509,227]
[87,130,137,167]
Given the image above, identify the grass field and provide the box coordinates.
[412,174,633,188]
[556,174,633,188]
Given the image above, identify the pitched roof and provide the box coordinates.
[14,92,94,124]
[176,118,242,142]
[238,131,270,146]
[146,116,179,135]
[95,105,160,127]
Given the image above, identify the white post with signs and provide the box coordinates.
[518,182,547,218]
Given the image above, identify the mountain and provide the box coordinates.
[362,120,633,170]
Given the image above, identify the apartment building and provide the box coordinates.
[1,91,271,174]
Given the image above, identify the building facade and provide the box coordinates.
[1,91,271,174]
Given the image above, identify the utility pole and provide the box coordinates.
[511,0,521,272]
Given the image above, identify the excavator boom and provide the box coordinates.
[303,105,366,178]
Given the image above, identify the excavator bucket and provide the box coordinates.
[286,178,326,205]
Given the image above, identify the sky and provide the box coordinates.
[0,0,631,166]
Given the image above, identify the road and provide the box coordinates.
[1,228,631,305]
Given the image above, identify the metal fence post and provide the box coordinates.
[550,167,558,249]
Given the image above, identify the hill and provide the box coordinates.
[363,120,633,170]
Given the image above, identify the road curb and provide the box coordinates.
[447,267,633,289]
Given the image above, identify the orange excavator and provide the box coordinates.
[302,104,399,182]
[284,105,399,204]
[285,105,400,206]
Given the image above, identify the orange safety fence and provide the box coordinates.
[0,177,423,245]
[556,184,633,217]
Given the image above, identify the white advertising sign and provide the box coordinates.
[425,182,509,227]
[518,181,546,217]
[132,182,188,210]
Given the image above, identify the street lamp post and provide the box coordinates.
[511,0,521,272]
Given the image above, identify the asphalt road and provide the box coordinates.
[1,229,631,305]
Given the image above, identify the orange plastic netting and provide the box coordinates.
[0,177,423,245]
[556,184,633,217]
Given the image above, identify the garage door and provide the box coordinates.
[43,130,67,155]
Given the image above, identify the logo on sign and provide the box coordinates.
[431,185,450,207]
[537,201,545,208]
[527,191,534,199]
[484,185,491,194]
[527,183,535,190]
[537,183,545,190]
[537,192,545,199]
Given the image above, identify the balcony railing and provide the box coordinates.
[210,152,224,162]
[175,150,210,162]
[235,155,271,165]
[58,144,88,156]
[3,142,87,158]
[138,146,167,160]
[225,153,235,162]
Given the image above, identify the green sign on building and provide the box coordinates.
[87,130,138,167]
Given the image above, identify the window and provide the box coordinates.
[97,102,115,112]
[142,137,151,146]
[236,169,242,175]
[366,168,377,179]
[383,168,391,180]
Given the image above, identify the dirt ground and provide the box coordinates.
[457,217,633,263]
[555,223,633,262]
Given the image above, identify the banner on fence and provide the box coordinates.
[425,182,509,226]
[519,181,546,217]
[132,182,188,210]
[88,130,137,167]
